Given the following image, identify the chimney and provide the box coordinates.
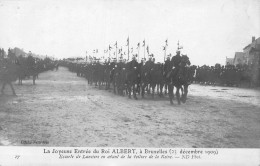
[252,36,255,42]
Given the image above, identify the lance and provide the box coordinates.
[163,46,166,62]
[109,49,110,61]
[115,42,118,61]
[128,38,129,61]
[120,46,123,59]
[177,40,183,51]
[143,39,145,60]
[164,39,168,61]
[165,46,167,61]
[137,43,140,62]
[86,51,88,62]
[109,45,111,61]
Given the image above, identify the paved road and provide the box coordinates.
[0,67,260,147]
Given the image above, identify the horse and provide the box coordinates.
[17,65,38,85]
[150,63,164,98]
[55,63,59,71]
[0,60,19,95]
[112,62,127,96]
[17,55,38,85]
[168,55,192,105]
[125,60,140,99]
[141,62,164,99]
[104,62,114,90]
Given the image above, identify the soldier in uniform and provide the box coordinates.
[171,50,182,68]
[0,58,17,95]
[171,50,182,77]
[163,54,172,77]
[163,54,173,95]
[27,51,35,69]
[128,54,138,70]
[145,54,154,70]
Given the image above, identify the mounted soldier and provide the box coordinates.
[163,54,172,77]
[163,53,172,94]
[0,58,18,95]
[168,41,193,105]
[128,54,138,70]
[171,50,182,77]
[125,54,140,99]
[27,51,36,70]
[178,54,191,83]
[145,54,154,67]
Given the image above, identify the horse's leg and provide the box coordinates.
[182,84,188,103]
[113,80,116,94]
[146,84,150,94]
[133,83,137,100]
[137,83,140,95]
[156,84,159,95]
[141,83,144,98]
[108,81,110,89]
[176,86,181,105]
[164,84,167,95]
[1,82,7,94]
[117,83,121,95]
[119,84,122,96]
[172,85,175,99]
[33,75,36,85]
[141,83,146,98]
[128,83,131,99]
[160,83,163,97]
[105,80,107,89]
[122,84,126,96]
[98,80,101,89]
[19,75,22,85]
[125,83,128,95]
[180,86,184,101]
[19,77,21,85]
[168,84,173,105]
[152,84,155,99]
[9,82,16,96]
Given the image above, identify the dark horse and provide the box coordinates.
[0,60,18,95]
[126,60,140,99]
[168,55,193,105]
[141,62,164,98]
[17,55,38,85]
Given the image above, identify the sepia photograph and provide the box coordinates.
[0,0,260,156]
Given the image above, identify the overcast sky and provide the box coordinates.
[0,0,259,65]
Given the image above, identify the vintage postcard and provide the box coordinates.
[0,0,259,165]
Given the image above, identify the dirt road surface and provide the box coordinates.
[0,67,260,147]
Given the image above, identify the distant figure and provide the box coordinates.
[55,63,59,71]
[0,59,18,95]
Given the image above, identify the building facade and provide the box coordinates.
[226,57,234,65]
[243,36,260,66]
[233,52,247,66]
